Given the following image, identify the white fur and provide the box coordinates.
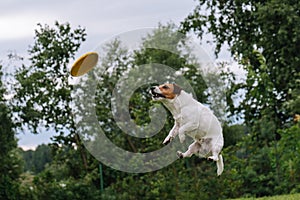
[152,87,224,176]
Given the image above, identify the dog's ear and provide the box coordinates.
[173,83,182,94]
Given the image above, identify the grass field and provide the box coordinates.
[231,193,300,200]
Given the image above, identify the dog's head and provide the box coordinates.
[150,83,182,101]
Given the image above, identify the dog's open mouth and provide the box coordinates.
[152,92,166,99]
[150,87,166,99]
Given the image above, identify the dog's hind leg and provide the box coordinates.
[208,151,219,161]
[208,140,223,161]
[177,141,200,158]
[208,146,224,176]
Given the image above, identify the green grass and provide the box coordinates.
[230,193,300,200]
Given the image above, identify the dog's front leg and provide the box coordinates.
[178,123,193,143]
[178,122,197,143]
[163,123,179,145]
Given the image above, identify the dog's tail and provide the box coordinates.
[216,154,224,176]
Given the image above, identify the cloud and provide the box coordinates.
[17,131,53,150]
[0,0,197,40]
[0,0,197,58]
[0,12,57,40]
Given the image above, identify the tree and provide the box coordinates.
[131,22,209,149]
[0,65,22,199]
[181,0,300,139]
[181,1,300,197]
[274,123,300,193]
[13,21,90,173]
[97,23,226,198]
[22,144,52,174]
[12,22,106,199]
[14,21,86,134]
[134,23,207,102]
[72,23,223,199]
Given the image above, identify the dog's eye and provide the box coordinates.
[162,85,169,89]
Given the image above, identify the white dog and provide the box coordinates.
[150,83,224,175]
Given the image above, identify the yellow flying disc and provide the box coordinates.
[71,52,99,77]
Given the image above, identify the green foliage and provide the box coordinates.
[14,21,86,134]
[273,124,300,193]
[8,14,300,199]
[91,23,209,155]
[12,21,103,198]
[222,123,248,147]
[134,23,207,102]
[28,175,101,200]
[93,38,133,151]
[21,144,52,174]
[228,52,280,142]
[182,2,300,197]
[0,65,23,199]
[18,150,102,199]
[13,20,93,176]
[101,160,227,200]
[230,193,300,200]
[182,0,300,135]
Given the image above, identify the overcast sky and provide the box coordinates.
[0,0,200,61]
[0,0,236,150]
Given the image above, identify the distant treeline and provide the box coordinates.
[20,144,52,174]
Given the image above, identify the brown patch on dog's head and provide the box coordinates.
[158,83,182,99]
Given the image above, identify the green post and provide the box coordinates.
[99,163,104,192]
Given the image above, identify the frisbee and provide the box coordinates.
[71,52,99,77]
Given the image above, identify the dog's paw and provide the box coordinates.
[177,151,183,159]
[163,140,170,145]
[163,136,174,145]
[208,155,219,161]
